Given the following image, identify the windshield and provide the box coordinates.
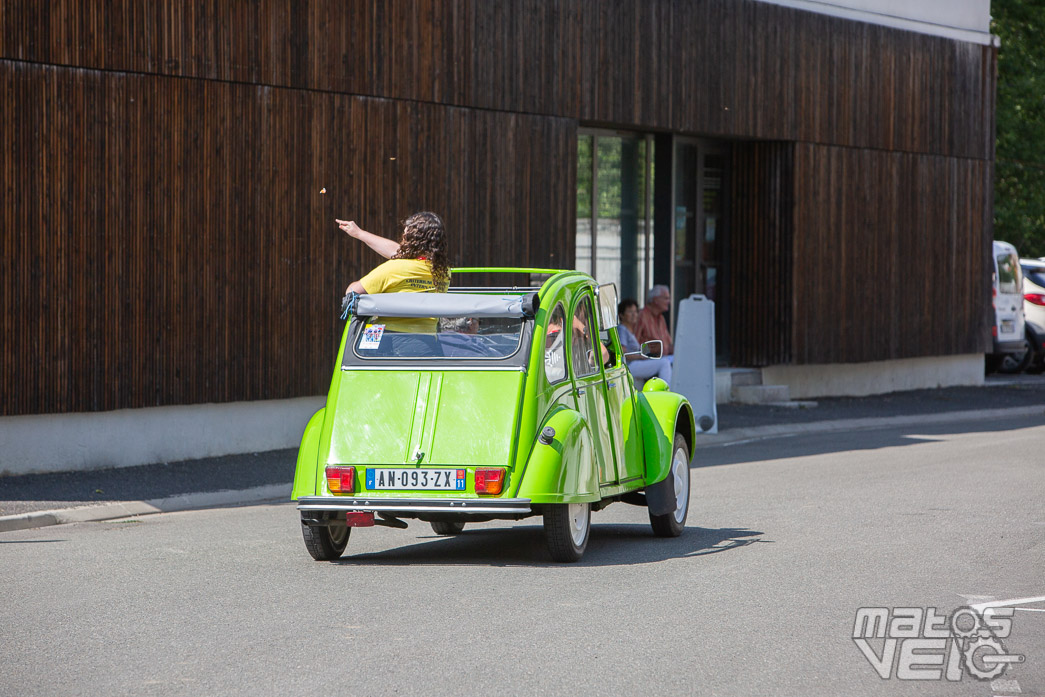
[352,315,526,359]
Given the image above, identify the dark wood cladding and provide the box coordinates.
[791,143,992,365]
[729,142,794,367]
[1,61,573,416]
[0,0,993,159]
[1,0,996,414]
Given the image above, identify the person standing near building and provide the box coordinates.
[635,284,674,360]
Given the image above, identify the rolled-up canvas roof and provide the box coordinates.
[354,292,538,318]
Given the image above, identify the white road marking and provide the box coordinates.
[957,593,996,603]
[991,677,1022,693]
[971,596,1045,612]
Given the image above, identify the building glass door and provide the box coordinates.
[576,131,653,305]
[671,139,730,363]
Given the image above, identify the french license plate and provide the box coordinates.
[1001,319,1015,333]
[366,468,467,491]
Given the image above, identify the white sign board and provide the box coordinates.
[671,295,718,435]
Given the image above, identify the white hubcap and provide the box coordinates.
[568,503,588,546]
[671,447,690,523]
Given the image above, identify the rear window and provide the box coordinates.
[996,253,1022,294]
[352,316,525,359]
[1022,266,1045,290]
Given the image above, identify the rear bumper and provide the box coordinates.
[296,496,532,515]
[992,338,1026,354]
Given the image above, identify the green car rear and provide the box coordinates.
[292,269,695,562]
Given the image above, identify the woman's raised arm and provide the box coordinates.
[336,219,400,259]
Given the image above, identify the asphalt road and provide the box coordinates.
[2,415,1043,696]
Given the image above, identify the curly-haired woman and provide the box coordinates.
[338,211,450,297]
[336,212,450,350]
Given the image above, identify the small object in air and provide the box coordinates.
[320,187,327,194]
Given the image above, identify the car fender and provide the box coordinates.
[638,387,695,487]
[516,407,599,503]
[291,408,326,500]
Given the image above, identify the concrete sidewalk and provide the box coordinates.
[2,376,1043,532]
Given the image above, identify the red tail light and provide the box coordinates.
[474,468,506,495]
[1025,293,1045,306]
[326,466,356,494]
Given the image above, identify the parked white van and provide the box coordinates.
[987,240,1027,373]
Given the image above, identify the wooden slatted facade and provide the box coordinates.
[790,144,993,365]
[729,142,795,368]
[1,0,996,415]
[1,61,574,414]
[0,1,994,156]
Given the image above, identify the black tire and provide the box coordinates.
[301,520,350,561]
[430,520,465,535]
[543,502,590,562]
[649,433,691,537]
[999,336,1033,374]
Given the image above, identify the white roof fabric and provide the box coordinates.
[354,293,535,318]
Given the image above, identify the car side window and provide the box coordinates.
[570,295,600,379]
[544,303,567,384]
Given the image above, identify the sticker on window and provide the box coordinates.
[359,324,385,349]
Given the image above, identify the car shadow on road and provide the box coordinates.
[332,523,766,567]
[692,416,1045,468]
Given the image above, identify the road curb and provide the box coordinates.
[695,405,1045,447]
[0,483,289,533]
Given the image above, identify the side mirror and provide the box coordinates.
[640,340,663,359]
[595,283,619,329]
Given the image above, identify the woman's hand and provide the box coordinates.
[336,219,364,238]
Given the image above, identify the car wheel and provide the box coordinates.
[543,502,590,562]
[301,519,350,561]
[999,337,1032,373]
[649,433,691,537]
[430,521,465,535]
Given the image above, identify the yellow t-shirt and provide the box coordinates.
[358,258,449,333]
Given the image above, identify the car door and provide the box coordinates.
[601,327,645,485]
[568,291,620,485]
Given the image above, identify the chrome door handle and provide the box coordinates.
[608,381,617,388]
[575,388,586,396]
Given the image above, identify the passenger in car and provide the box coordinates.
[618,298,672,384]
[635,285,675,359]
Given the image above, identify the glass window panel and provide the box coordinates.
[596,136,645,301]
[577,132,653,305]
[544,303,568,383]
[570,296,599,378]
[353,316,525,359]
[673,143,699,309]
[575,135,594,276]
[997,253,1021,294]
